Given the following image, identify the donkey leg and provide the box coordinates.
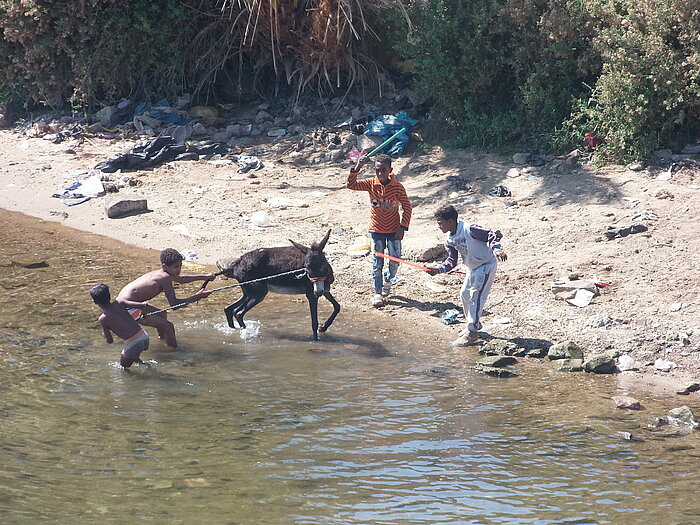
[224,294,248,329]
[305,290,320,341]
[234,286,268,329]
[319,291,341,332]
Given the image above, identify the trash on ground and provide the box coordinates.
[488,185,512,197]
[440,309,460,325]
[567,288,596,307]
[249,210,273,229]
[604,223,647,240]
[235,155,262,173]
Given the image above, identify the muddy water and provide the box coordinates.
[1,209,699,524]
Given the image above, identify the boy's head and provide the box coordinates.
[373,154,392,183]
[90,283,111,305]
[434,204,458,233]
[160,248,184,276]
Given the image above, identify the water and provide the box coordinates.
[1,209,699,524]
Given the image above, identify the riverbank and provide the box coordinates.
[1,127,699,401]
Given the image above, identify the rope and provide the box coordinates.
[142,268,305,318]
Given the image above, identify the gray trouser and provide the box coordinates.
[460,260,497,332]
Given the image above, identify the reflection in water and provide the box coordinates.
[1,209,699,524]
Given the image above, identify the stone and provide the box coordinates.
[666,406,699,429]
[474,365,518,378]
[480,339,524,356]
[547,340,584,360]
[477,355,517,367]
[583,353,616,374]
[612,396,642,410]
[402,239,445,262]
[105,196,148,218]
[553,358,583,372]
[11,257,48,268]
[512,153,530,164]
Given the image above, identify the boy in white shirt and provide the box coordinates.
[427,204,508,346]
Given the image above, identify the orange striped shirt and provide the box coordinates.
[347,171,412,234]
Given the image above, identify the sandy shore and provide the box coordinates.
[2,128,699,402]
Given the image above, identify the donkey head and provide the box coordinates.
[289,229,333,297]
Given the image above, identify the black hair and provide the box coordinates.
[90,283,111,305]
[434,204,458,222]
[374,153,392,168]
[160,248,184,267]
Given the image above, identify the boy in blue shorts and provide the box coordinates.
[90,283,149,368]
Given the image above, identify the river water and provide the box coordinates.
[1,209,699,524]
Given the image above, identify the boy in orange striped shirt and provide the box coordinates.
[347,154,412,307]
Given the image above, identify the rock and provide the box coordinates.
[477,355,517,367]
[402,239,445,262]
[547,340,584,360]
[583,353,616,374]
[512,153,530,164]
[653,149,673,159]
[189,106,219,119]
[474,365,518,378]
[553,358,583,372]
[0,103,16,128]
[356,134,383,152]
[506,168,521,178]
[676,383,700,395]
[612,396,642,410]
[666,406,700,429]
[11,257,48,268]
[627,162,645,171]
[105,196,148,218]
[480,339,524,356]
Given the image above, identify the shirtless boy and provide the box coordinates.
[116,248,214,348]
[91,283,149,368]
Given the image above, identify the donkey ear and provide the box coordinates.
[317,229,331,251]
[289,239,309,254]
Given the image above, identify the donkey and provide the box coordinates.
[215,229,341,341]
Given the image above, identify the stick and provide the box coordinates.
[363,127,407,159]
[374,252,430,272]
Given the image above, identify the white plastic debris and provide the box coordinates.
[654,358,677,372]
[617,354,635,371]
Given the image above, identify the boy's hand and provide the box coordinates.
[194,289,213,299]
[495,249,508,262]
[426,266,440,276]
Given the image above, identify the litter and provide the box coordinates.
[488,185,512,197]
[249,210,273,229]
[235,155,262,173]
[441,309,460,325]
[52,174,105,203]
[567,289,595,307]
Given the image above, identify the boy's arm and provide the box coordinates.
[173,273,215,285]
[470,224,508,261]
[118,298,148,310]
[99,317,114,344]
[164,277,212,306]
[346,162,373,191]
[427,245,459,275]
[398,187,412,231]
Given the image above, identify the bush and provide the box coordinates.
[0,0,196,110]
[563,0,700,162]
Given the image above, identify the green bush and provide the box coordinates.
[0,0,197,110]
[391,0,698,160]
[563,0,700,162]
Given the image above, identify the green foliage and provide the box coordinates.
[0,0,197,110]
[563,0,700,162]
[388,0,699,161]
